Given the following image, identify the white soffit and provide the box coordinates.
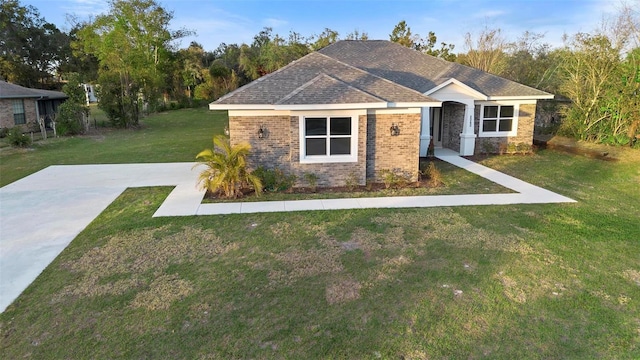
[424,78,488,101]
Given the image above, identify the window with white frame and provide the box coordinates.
[480,104,517,136]
[13,100,26,125]
[300,115,358,163]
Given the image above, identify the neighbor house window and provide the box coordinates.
[13,100,26,125]
[299,114,358,163]
[479,105,517,136]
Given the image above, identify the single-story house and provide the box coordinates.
[209,40,554,187]
[0,80,68,130]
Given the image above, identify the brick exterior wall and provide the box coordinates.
[366,112,421,182]
[228,112,421,187]
[229,115,292,171]
[441,102,465,151]
[228,114,368,187]
[290,114,368,187]
[0,98,37,130]
[473,103,537,154]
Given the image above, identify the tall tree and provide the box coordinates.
[389,20,419,49]
[0,0,70,87]
[77,0,189,127]
[239,27,310,80]
[559,32,638,144]
[178,42,206,99]
[501,31,563,93]
[460,26,508,74]
[345,29,369,40]
[389,21,455,60]
[422,31,456,61]
[310,28,339,50]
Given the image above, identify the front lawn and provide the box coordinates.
[1,141,639,357]
[0,107,225,187]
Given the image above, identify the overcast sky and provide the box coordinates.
[25,0,622,52]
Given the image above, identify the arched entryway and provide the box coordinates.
[420,100,475,156]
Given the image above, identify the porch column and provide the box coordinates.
[419,107,431,157]
[459,101,476,156]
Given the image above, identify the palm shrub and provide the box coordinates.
[194,135,263,198]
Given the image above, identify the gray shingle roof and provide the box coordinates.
[277,74,385,105]
[319,40,552,97]
[0,80,68,100]
[213,52,439,107]
[211,40,552,109]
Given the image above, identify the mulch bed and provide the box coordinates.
[203,180,442,201]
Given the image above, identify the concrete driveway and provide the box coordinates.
[0,153,575,312]
[0,163,199,313]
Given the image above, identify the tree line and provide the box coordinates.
[1,0,638,145]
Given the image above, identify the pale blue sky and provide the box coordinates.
[26,0,621,52]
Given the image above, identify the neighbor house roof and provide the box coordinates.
[0,80,68,100]
[318,40,552,98]
[211,51,441,110]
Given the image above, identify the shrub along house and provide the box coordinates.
[209,40,554,187]
[0,80,68,131]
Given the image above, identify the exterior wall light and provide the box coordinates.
[390,123,400,136]
[258,125,265,139]
[224,126,230,136]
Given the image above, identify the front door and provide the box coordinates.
[430,107,443,147]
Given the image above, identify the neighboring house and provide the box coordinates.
[82,83,98,105]
[209,40,554,187]
[0,80,68,131]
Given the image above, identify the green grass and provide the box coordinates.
[0,107,225,187]
[1,111,639,358]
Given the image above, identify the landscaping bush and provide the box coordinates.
[55,101,86,136]
[253,167,296,192]
[0,127,8,138]
[379,169,409,189]
[6,127,32,147]
[303,172,318,192]
[345,172,359,191]
[421,161,443,187]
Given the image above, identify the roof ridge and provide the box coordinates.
[276,72,387,104]
[214,52,324,103]
[276,73,331,104]
[320,73,387,102]
[439,59,552,96]
[322,40,552,97]
[314,51,438,102]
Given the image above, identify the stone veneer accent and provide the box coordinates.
[473,103,537,154]
[366,112,421,182]
[0,99,37,130]
[441,102,465,151]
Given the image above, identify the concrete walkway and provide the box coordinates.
[0,150,575,312]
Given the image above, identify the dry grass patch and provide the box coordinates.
[371,209,588,304]
[55,226,236,308]
[267,231,344,286]
[623,269,640,286]
[131,274,194,310]
[326,276,363,305]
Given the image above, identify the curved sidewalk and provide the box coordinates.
[0,149,575,312]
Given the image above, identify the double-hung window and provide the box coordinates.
[13,100,26,125]
[300,114,358,163]
[480,104,517,137]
